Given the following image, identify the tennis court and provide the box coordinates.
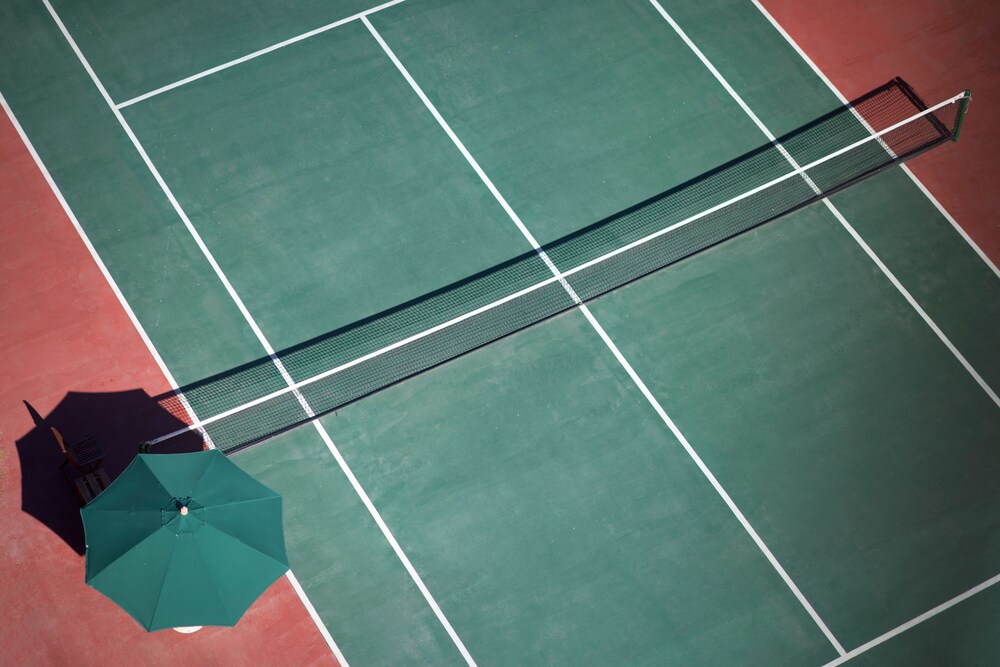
[2,0,999,665]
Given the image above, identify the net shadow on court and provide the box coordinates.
[147,78,968,455]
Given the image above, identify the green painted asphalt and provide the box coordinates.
[312,310,837,665]
[586,201,1000,649]
[846,577,1000,666]
[373,0,767,244]
[235,426,466,666]
[122,21,534,352]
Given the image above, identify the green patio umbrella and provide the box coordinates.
[81,450,289,631]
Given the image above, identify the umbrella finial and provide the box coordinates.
[180,506,189,516]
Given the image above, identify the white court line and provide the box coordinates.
[116,0,409,109]
[359,16,575,295]
[575,304,846,656]
[749,0,1000,280]
[48,0,318,426]
[363,14,848,659]
[822,571,1000,665]
[306,419,477,667]
[823,200,999,407]
[144,92,965,446]
[41,2,476,665]
[646,0,999,411]
[900,162,1000,278]
[0,89,206,441]
[285,571,350,667]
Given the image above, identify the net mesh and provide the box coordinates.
[151,78,969,454]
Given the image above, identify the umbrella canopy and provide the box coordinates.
[81,450,289,631]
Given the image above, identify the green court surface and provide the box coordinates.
[2,0,998,664]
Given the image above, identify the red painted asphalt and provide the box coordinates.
[760,0,999,265]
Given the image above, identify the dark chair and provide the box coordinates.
[52,427,110,504]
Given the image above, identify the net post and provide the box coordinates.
[952,91,971,142]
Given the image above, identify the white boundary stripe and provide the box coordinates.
[0,90,199,431]
[306,422,477,666]
[40,2,472,664]
[286,571,350,667]
[363,14,849,658]
[115,0,409,109]
[647,0,998,409]
[749,0,1000,280]
[360,16,576,295]
[577,305,849,657]
[823,200,999,406]
[822,571,1000,665]
[40,0,313,432]
[144,91,967,446]
[900,163,1000,278]
[0,89,214,453]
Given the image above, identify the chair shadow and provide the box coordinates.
[17,389,205,554]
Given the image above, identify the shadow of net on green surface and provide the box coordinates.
[143,78,969,454]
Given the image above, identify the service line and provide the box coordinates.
[116,0,409,109]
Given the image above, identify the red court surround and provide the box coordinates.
[0,110,338,666]
[759,0,999,265]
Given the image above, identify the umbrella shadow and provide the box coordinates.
[16,389,205,554]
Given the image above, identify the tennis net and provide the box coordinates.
[147,78,971,454]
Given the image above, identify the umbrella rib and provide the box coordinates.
[146,532,179,631]
[201,523,289,570]
[193,495,279,508]
[84,465,173,513]
[189,454,219,498]
[83,510,163,570]
[87,523,168,584]
[192,535,237,622]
